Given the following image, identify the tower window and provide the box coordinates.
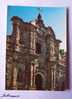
[36,42,41,54]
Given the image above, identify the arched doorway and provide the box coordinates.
[35,74,43,90]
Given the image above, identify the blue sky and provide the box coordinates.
[7,6,66,51]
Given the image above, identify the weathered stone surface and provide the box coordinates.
[6,14,67,90]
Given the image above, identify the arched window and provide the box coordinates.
[36,42,41,54]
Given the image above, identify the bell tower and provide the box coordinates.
[36,8,44,27]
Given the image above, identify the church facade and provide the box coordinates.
[6,14,67,90]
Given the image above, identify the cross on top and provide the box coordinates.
[37,7,43,14]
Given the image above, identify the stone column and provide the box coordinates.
[30,62,36,89]
[13,66,18,90]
